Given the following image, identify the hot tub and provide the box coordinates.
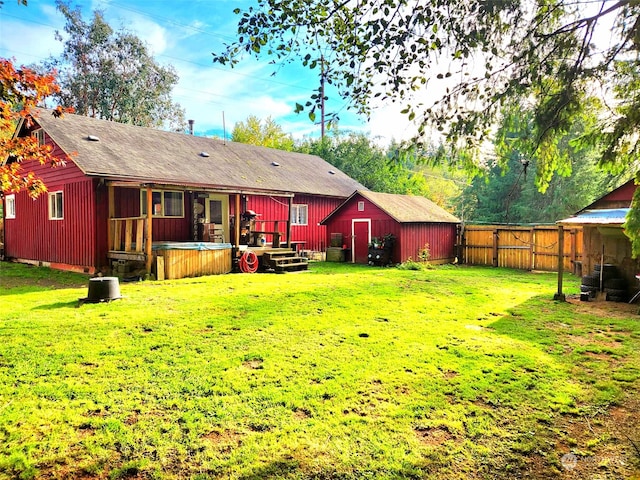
[153,242,232,279]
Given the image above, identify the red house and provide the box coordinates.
[320,190,460,265]
[1,109,364,277]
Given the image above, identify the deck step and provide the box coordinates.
[263,252,308,272]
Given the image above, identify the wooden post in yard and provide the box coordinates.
[492,229,499,267]
[145,186,153,276]
[554,225,566,301]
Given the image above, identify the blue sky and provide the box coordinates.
[0,0,418,144]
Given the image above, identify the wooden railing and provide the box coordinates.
[109,217,145,252]
[251,220,288,247]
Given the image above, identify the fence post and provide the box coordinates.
[492,229,499,267]
[530,227,536,270]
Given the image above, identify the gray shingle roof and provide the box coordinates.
[323,190,460,224]
[30,109,365,197]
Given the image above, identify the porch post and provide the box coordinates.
[107,185,115,251]
[234,194,241,247]
[287,196,293,249]
[145,186,153,275]
[554,225,566,301]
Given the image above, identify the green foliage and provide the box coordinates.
[298,132,431,196]
[623,183,640,258]
[417,243,430,263]
[1,262,639,478]
[396,257,427,270]
[231,115,295,151]
[213,1,640,185]
[461,106,630,224]
[48,1,185,130]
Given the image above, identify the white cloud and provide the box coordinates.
[0,16,63,65]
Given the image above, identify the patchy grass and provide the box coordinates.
[0,261,639,479]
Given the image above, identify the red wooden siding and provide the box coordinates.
[4,129,98,271]
[246,194,342,251]
[4,179,97,270]
[322,195,458,264]
[399,223,458,263]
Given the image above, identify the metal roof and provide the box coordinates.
[557,208,629,226]
[322,190,460,224]
[27,109,365,198]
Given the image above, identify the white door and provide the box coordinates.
[205,194,230,243]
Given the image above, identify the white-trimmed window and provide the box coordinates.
[5,194,16,219]
[358,201,365,212]
[32,129,45,146]
[140,189,184,217]
[48,191,63,220]
[291,204,308,226]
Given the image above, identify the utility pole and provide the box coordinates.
[320,55,325,140]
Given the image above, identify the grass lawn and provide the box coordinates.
[0,261,639,479]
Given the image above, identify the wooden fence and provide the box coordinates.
[460,225,583,273]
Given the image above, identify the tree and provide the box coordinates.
[49,1,185,130]
[297,132,435,199]
[231,115,295,151]
[0,58,72,198]
[214,1,638,182]
[460,107,627,224]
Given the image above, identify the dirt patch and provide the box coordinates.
[415,426,455,446]
[202,429,243,454]
[551,393,640,479]
[566,294,640,319]
[293,407,312,419]
[242,359,264,369]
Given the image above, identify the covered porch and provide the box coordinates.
[105,182,306,279]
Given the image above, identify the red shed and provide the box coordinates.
[320,190,460,265]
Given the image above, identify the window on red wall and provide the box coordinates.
[48,191,63,220]
[291,204,308,225]
[5,194,16,219]
[32,129,45,146]
[140,189,184,217]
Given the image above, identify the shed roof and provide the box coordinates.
[321,190,460,224]
[576,179,636,213]
[557,208,629,226]
[23,109,365,198]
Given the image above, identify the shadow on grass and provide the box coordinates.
[31,300,84,310]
